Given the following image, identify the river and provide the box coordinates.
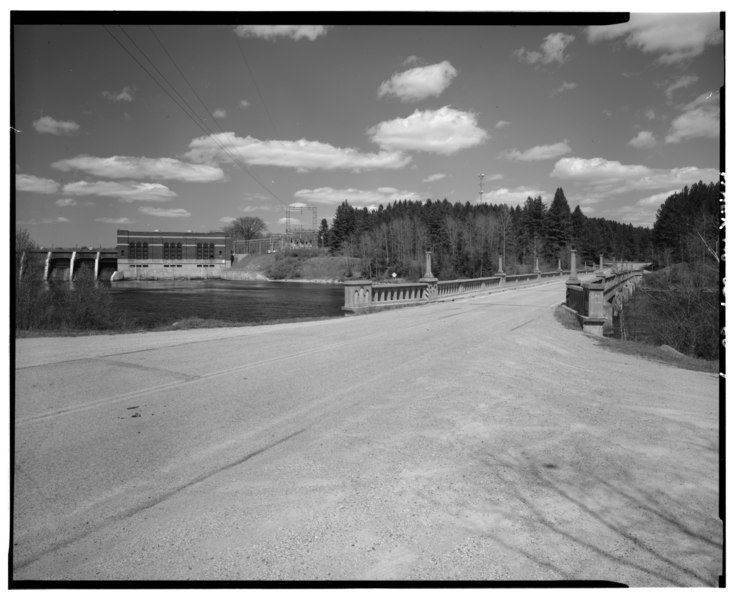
[107,280,346,328]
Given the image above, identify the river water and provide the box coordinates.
[107,280,346,328]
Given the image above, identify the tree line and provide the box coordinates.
[325,188,653,280]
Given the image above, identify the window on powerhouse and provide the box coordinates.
[162,242,184,260]
[129,242,149,259]
[196,242,215,260]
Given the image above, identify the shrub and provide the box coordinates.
[621,263,720,360]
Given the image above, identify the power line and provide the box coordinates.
[102,25,288,208]
[147,25,226,135]
[233,35,279,139]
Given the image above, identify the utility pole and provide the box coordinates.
[479,173,485,205]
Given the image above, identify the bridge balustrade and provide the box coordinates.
[343,263,572,314]
[564,269,645,335]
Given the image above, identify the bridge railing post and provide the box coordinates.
[419,249,438,299]
[342,280,373,313]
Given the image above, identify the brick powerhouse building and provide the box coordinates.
[114,230,232,280]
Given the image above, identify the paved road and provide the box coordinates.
[13,280,722,584]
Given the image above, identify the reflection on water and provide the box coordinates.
[107,280,345,328]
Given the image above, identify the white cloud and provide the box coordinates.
[514,32,576,66]
[664,75,699,100]
[213,109,227,119]
[666,91,720,143]
[62,181,178,202]
[55,198,77,207]
[294,186,421,207]
[403,55,421,66]
[242,205,271,213]
[52,155,224,182]
[554,81,578,94]
[586,13,722,64]
[279,217,303,227]
[494,120,511,129]
[628,131,657,149]
[96,216,135,224]
[368,106,488,155]
[423,173,446,183]
[139,207,191,218]
[644,108,656,120]
[240,99,250,109]
[17,217,70,225]
[33,116,79,135]
[234,25,329,41]
[16,174,60,194]
[377,60,458,103]
[551,156,719,195]
[186,132,410,171]
[636,190,682,207]
[485,173,504,182]
[501,140,572,162]
[102,85,135,102]
[483,186,548,206]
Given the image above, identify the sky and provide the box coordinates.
[12,11,724,249]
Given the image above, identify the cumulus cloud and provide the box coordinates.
[16,174,60,194]
[501,140,572,161]
[368,106,488,155]
[551,156,719,195]
[240,99,250,109]
[96,216,135,224]
[483,186,548,206]
[56,198,77,207]
[628,131,657,148]
[234,25,329,41]
[17,217,70,225]
[33,116,80,135]
[242,205,271,213]
[139,207,191,218]
[62,181,178,202]
[514,32,576,66]
[666,91,720,143]
[294,186,421,207]
[485,173,504,182]
[664,75,699,100]
[377,60,458,102]
[494,120,511,129]
[644,108,657,120]
[586,13,722,64]
[636,190,682,207]
[213,109,227,119]
[103,85,135,102]
[423,173,446,183]
[554,81,578,94]
[52,155,224,182]
[186,132,410,171]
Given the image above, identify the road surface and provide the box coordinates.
[13,280,722,584]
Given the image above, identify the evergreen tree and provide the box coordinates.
[544,187,572,262]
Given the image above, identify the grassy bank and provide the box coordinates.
[233,249,364,281]
[554,304,719,374]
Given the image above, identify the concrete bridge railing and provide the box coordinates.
[343,251,591,314]
[564,255,647,335]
